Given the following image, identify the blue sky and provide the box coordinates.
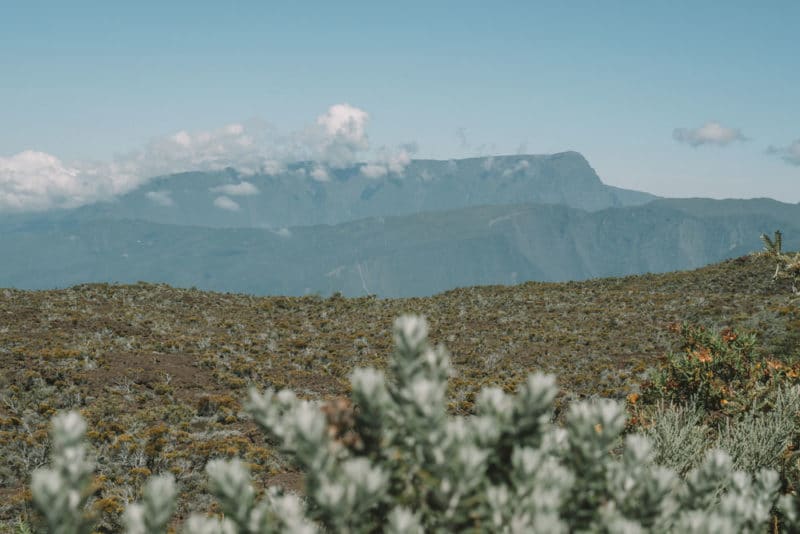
[1,1,798,209]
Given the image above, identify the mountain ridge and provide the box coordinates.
[56,152,657,229]
[2,197,798,297]
[2,151,795,297]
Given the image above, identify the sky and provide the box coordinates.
[1,1,798,211]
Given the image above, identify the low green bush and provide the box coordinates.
[634,321,800,492]
[641,322,799,414]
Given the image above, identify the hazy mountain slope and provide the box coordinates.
[62,152,656,229]
[2,198,798,297]
[649,197,800,219]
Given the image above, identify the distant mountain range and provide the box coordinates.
[1,152,796,297]
[50,151,656,229]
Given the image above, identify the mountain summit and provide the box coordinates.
[70,152,656,229]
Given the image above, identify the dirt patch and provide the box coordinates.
[85,351,220,401]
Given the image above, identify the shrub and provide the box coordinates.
[636,321,800,493]
[641,322,798,414]
[29,412,95,534]
[29,315,800,531]
[714,386,800,474]
[638,400,709,475]
[634,387,800,490]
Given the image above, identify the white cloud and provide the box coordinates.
[145,190,174,207]
[316,104,369,143]
[0,151,80,211]
[261,159,285,175]
[0,103,418,212]
[360,163,388,178]
[171,130,191,147]
[0,121,265,211]
[385,144,414,173]
[133,122,265,177]
[209,181,259,196]
[0,150,138,211]
[673,121,747,147]
[213,195,240,211]
[306,103,371,168]
[223,123,245,136]
[502,159,530,177]
[359,144,415,178]
[310,165,330,182]
[767,140,800,166]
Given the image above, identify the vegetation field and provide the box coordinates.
[1,253,799,530]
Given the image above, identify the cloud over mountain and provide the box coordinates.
[213,196,240,211]
[310,165,330,182]
[135,122,266,177]
[0,104,416,212]
[311,103,370,167]
[0,150,138,212]
[145,190,174,207]
[209,181,260,196]
[673,121,747,147]
[360,144,415,178]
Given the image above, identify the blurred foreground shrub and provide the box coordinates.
[29,316,800,532]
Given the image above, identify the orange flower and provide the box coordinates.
[720,399,729,406]
[721,328,738,343]
[766,360,784,371]
[626,393,640,405]
[693,347,713,363]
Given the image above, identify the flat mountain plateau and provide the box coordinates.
[1,252,799,526]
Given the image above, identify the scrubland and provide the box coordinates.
[2,253,799,530]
